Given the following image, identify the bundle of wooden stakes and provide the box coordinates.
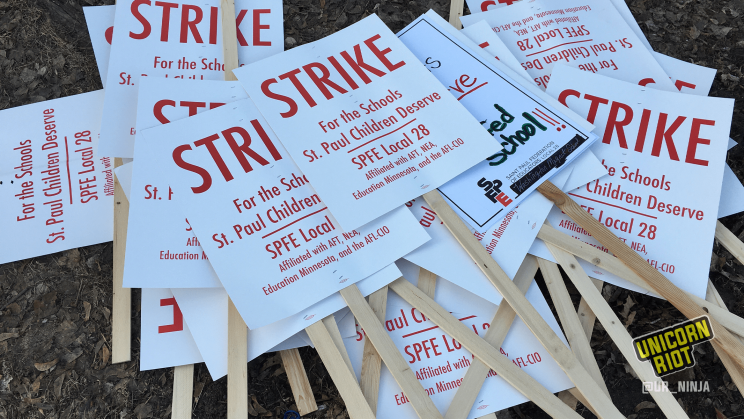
[106,2,744,418]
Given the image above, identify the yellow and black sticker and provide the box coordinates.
[633,316,713,377]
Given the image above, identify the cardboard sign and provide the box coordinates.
[546,65,733,299]
[140,98,429,328]
[0,91,114,264]
[83,5,115,85]
[460,0,677,92]
[234,14,499,230]
[172,263,402,379]
[398,14,596,231]
[98,0,283,158]
[114,162,133,200]
[343,260,573,417]
[459,20,532,81]
[123,78,249,288]
[465,0,522,13]
[141,287,203,370]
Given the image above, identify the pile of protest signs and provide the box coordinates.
[2,0,744,417]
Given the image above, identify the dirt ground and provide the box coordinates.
[1,0,744,418]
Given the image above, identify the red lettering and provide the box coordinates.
[154,1,178,42]
[685,118,714,166]
[557,88,580,107]
[602,101,633,148]
[303,62,348,100]
[364,34,405,72]
[180,4,203,43]
[634,108,652,153]
[236,9,249,46]
[172,144,213,194]
[261,78,298,118]
[340,43,386,84]
[153,99,176,124]
[180,101,207,116]
[158,297,184,333]
[583,93,609,124]
[253,9,271,46]
[221,126,271,173]
[651,113,684,160]
[129,0,152,40]
[194,133,233,181]
[279,68,317,107]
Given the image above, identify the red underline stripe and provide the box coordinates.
[402,315,477,338]
[261,207,328,239]
[526,39,593,57]
[347,118,417,154]
[568,193,658,219]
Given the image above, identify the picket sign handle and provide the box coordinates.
[706,280,744,395]
[546,244,690,418]
[171,364,194,418]
[537,258,611,398]
[322,314,355,374]
[715,221,744,265]
[220,0,250,417]
[306,317,376,419]
[389,277,590,419]
[443,257,538,419]
[340,284,444,419]
[360,286,388,414]
[423,190,623,419]
[537,181,744,371]
[537,224,744,339]
[111,159,132,363]
[280,349,318,415]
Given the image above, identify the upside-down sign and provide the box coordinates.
[140,98,430,329]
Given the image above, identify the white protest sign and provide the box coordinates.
[98,0,283,158]
[460,0,677,92]
[0,91,114,264]
[141,287,203,371]
[459,20,532,81]
[83,5,115,85]
[234,0,284,65]
[546,65,733,299]
[123,78,249,288]
[398,14,596,231]
[343,259,573,418]
[172,263,402,379]
[141,98,429,328]
[234,14,499,230]
[465,0,522,13]
[404,167,570,305]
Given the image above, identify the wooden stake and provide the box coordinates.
[322,314,354,375]
[448,0,465,28]
[280,349,318,416]
[444,256,538,419]
[227,299,248,419]
[306,319,376,419]
[706,280,744,396]
[417,268,438,298]
[716,220,744,266]
[360,286,388,414]
[112,158,131,364]
[390,277,596,419]
[537,181,744,371]
[172,364,194,419]
[546,244,689,418]
[537,224,744,339]
[340,285,444,419]
[220,2,249,417]
[423,190,623,419]
[537,258,610,398]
